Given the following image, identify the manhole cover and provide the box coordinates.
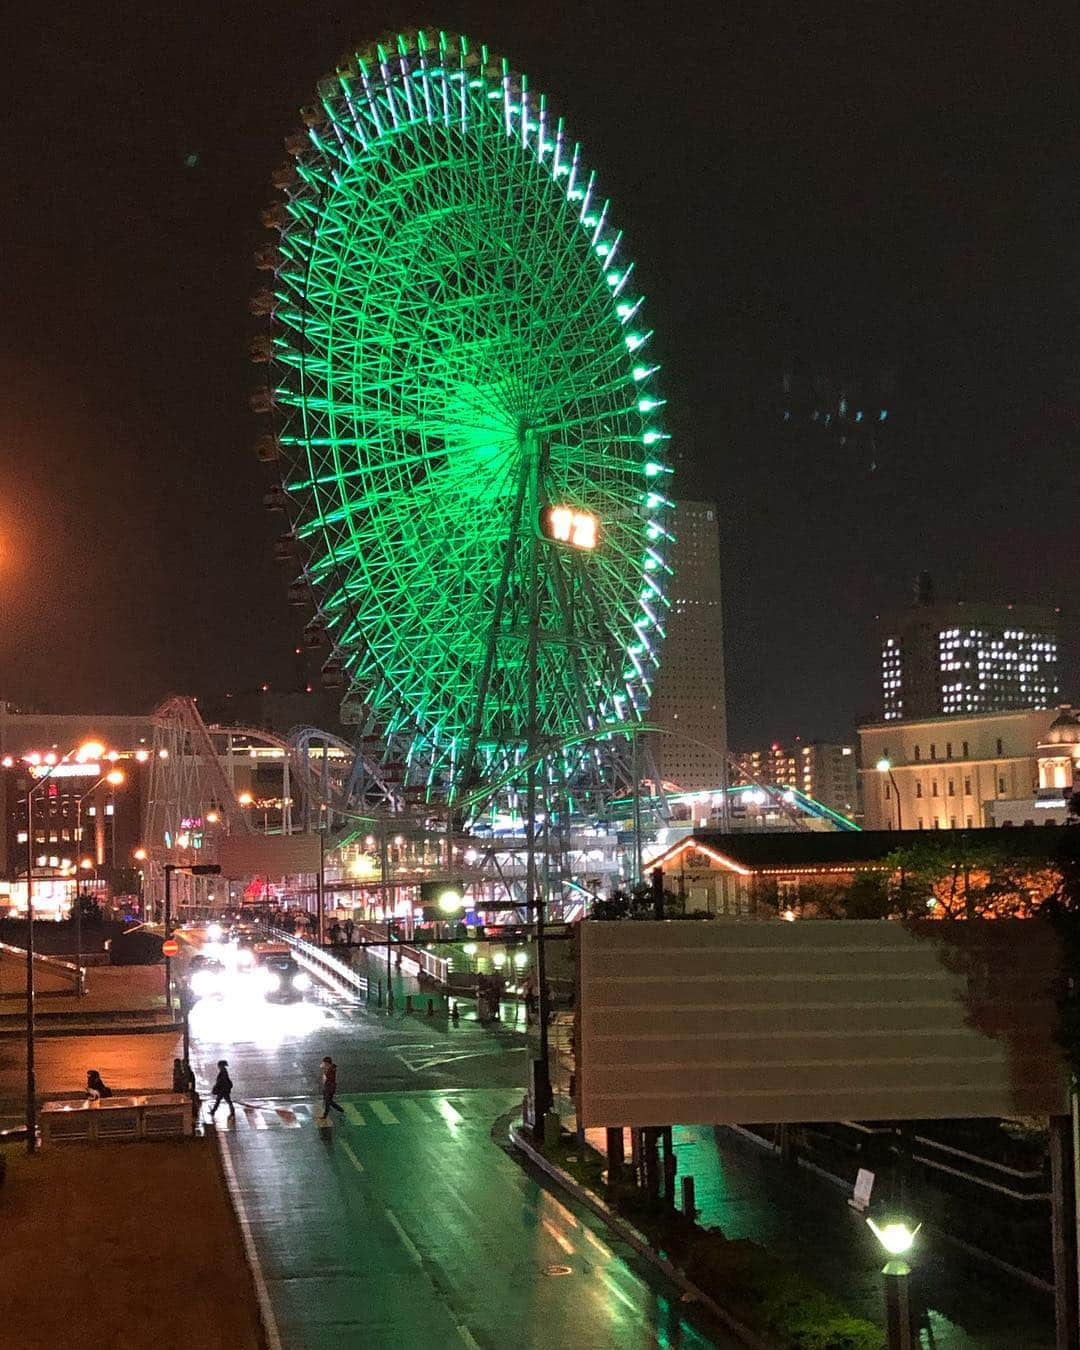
[542,1264,573,1277]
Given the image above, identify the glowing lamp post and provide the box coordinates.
[867,1215,920,1350]
[876,758,903,831]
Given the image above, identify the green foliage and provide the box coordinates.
[73,893,102,922]
[1038,804,1080,1081]
[543,1134,883,1349]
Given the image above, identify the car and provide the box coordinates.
[188,958,227,1000]
[256,953,311,1003]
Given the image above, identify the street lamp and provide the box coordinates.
[876,758,903,831]
[866,1214,920,1350]
[22,738,110,1152]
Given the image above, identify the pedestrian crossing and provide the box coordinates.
[207,1090,516,1134]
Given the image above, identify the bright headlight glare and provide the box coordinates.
[191,971,214,999]
[263,971,281,992]
[293,973,311,991]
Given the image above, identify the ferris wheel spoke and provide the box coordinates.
[263,32,672,799]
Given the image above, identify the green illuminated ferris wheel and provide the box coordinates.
[253,29,673,806]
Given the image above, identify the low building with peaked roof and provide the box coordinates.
[650,826,1071,918]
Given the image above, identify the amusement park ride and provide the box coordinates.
[145,29,675,922]
[143,31,836,926]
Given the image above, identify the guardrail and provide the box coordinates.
[353,924,450,985]
[271,929,369,999]
[0,939,85,994]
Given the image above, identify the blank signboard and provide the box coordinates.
[216,832,321,879]
[575,919,1067,1128]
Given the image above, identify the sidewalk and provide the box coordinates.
[0,966,177,1034]
[678,1125,1054,1349]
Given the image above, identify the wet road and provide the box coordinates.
[216,1085,729,1349]
[183,968,731,1347]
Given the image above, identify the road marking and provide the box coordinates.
[457,1326,482,1350]
[274,1107,301,1128]
[370,1099,399,1125]
[385,1208,422,1264]
[217,1136,284,1350]
[341,1139,364,1173]
[243,1106,268,1131]
[431,1097,463,1127]
[402,1099,432,1124]
[343,1102,365,1127]
[542,1217,575,1255]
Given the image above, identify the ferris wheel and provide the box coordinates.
[252,30,673,808]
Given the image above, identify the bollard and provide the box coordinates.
[451,1002,460,1024]
[405,994,413,1014]
[681,1175,696,1218]
[427,998,435,1017]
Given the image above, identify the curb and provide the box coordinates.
[215,1131,283,1350]
[0,1021,182,1039]
[509,1125,771,1350]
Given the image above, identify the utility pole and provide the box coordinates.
[526,434,552,1135]
[25,785,36,1154]
[164,864,175,1015]
[632,728,644,887]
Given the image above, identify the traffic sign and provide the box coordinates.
[162,938,180,958]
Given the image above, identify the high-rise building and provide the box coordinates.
[648,501,727,791]
[880,575,1060,721]
[732,740,857,820]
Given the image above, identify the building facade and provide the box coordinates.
[648,500,727,792]
[858,707,1064,831]
[733,741,857,820]
[879,577,1060,722]
[0,708,153,894]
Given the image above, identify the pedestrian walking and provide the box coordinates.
[319,1055,344,1121]
[209,1059,235,1119]
[344,918,355,947]
[86,1070,112,1100]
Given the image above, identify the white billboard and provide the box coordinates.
[216,833,321,879]
[576,919,1067,1128]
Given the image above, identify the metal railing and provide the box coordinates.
[352,923,450,984]
[271,929,368,999]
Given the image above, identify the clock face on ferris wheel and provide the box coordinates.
[254,29,673,801]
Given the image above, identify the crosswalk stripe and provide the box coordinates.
[275,1107,302,1129]
[343,1102,366,1127]
[243,1106,268,1131]
[369,1100,399,1125]
[432,1098,463,1127]
[402,1100,432,1124]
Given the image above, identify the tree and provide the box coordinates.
[1038,800,1080,1079]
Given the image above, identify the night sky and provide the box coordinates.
[3,2,1079,747]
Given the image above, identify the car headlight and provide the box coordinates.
[237,948,254,967]
[263,971,281,992]
[191,971,214,999]
[292,972,311,991]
